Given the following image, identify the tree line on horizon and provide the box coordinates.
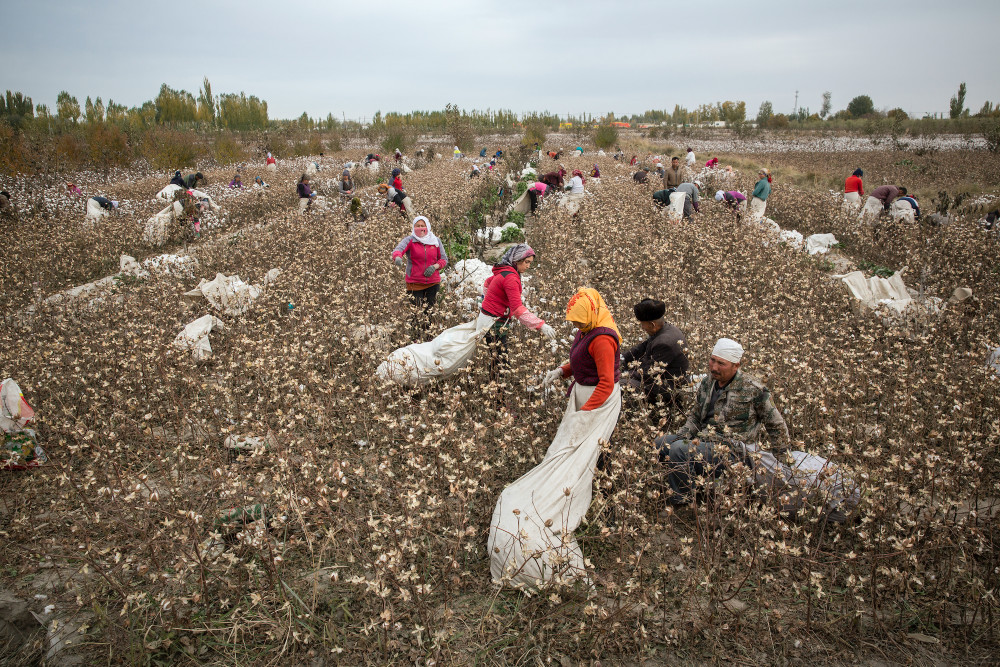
[3,80,998,136]
[1,80,999,176]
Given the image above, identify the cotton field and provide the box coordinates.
[1,137,999,665]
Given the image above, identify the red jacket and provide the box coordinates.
[391,176,403,191]
[845,175,864,196]
[481,266,524,318]
[392,237,448,285]
[481,265,545,329]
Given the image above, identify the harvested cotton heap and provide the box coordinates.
[183,273,262,316]
[173,315,225,360]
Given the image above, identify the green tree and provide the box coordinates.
[820,91,832,119]
[154,84,197,124]
[56,90,80,123]
[522,119,547,147]
[85,96,105,124]
[593,125,618,149]
[976,101,999,118]
[847,95,875,118]
[717,100,746,125]
[105,100,126,123]
[217,92,268,130]
[197,77,216,125]
[0,90,34,130]
[949,82,967,119]
[756,101,773,126]
[695,103,719,122]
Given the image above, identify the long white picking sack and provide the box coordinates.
[489,383,621,589]
[377,313,496,386]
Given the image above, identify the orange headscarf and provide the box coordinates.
[565,288,620,340]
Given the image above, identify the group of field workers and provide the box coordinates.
[843,169,919,221]
[636,151,773,223]
[381,200,794,586]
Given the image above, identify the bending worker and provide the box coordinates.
[622,299,689,416]
[480,244,556,382]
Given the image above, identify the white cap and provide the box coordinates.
[711,338,744,363]
[715,190,725,201]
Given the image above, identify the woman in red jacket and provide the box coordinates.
[392,216,448,334]
[480,244,555,381]
[543,288,621,412]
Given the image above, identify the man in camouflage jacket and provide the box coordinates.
[655,338,788,506]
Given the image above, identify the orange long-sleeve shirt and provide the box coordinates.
[560,335,619,411]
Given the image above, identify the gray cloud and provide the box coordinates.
[3,0,997,120]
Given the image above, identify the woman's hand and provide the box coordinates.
[543,368,564,387]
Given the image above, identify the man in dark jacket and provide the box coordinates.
[184,172,205,189]
[169,171,186,188]
[622,298,689,415]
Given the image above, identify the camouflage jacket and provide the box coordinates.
[677,371,789,448]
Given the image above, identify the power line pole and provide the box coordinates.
[794,90,799,116]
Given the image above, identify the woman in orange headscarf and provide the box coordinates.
[543,288,621,411]
[490,289,622,588]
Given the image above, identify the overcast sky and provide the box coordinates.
[4,0,998,122]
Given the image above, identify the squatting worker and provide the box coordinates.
[480,244,556,382]
[633,167,650,184]
[86,195,118,220]
[539,165,566,190]
[338,169,354,198]
[622,299,689,415]
[297,174,316,213]
[896,192,920,220]
[716,190,747,220]
[663,157,682,189]
[844,169,864,207]
[655,338,789,507]
[543,288,622,413]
